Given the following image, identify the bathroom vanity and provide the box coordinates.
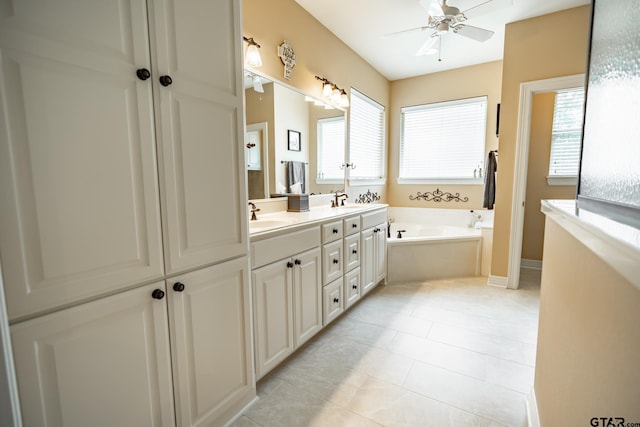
[249,202,387,379]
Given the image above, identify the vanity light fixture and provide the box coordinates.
[243,36,263,68]
[251,74,264,93]
[314,75,349,108]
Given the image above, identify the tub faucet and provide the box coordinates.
[332,192,348,207]
[248,202,260,221]
[396,230,406,239]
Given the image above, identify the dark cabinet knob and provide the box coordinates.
[352,249,357,254]
[352,284,358,289]
[332,259,339,265]
[333,297,339,303]
[332,228,338,234]
[151,289,165,300]
[352,224,358,228]
[294,259,302,265]
[136,68,151,80]
[173,282,185,292]
[286,261,294,268]
[159,75,173,86]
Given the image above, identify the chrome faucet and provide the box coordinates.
[332,192,348,208]
[248,202,260,221]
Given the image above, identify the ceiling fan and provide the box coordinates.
[387,0,511,56]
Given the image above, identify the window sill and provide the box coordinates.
[547,176,577,186]
[347,178,386,187]
[315,178,343,185]
[397,178,484,185]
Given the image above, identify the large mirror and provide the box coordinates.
[244,71,347,200]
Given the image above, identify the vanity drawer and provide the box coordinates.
[344,233,360,272]
[344,216,360,235]
[251,227,320,268]
[323,277,344,325]
[322,220,343,243]
[362,209,387,230]
[322,240,343,285]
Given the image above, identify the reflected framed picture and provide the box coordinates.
[287,130,301,151]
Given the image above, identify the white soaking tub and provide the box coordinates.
[386,207,493,282]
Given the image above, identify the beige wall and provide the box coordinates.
[388,61,502,208]
[536,217,640,425]
[491,6,591,277]
[522,93,576,261]
[244,0,390,203]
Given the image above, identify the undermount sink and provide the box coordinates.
[249,218,296,232]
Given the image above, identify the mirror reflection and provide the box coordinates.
[244,72,347,200]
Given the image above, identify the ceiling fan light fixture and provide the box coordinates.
[436,22,449,35]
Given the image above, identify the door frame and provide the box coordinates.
[507,74,585,289]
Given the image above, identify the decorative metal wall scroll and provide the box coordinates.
[409,188,469,203]
[277,40,296,80]
[355,189,381,204]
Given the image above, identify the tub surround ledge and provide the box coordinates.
[541,199,640,291]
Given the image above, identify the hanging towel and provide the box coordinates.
[286,161,306,194]
[483,151,498,210]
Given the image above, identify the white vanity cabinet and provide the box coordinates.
[343,216,362,308]
[1,0,254,426]
[251,228,322,379]
[361,210,388,296]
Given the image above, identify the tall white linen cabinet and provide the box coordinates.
[0,0,255,426]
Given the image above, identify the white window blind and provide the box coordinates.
[349,89,385,181]
[400,96,487,181]
[317,116,345,182]
[548,88,585,177]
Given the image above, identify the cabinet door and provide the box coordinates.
[292,248,322,348]
[252,259,294,379]
[0,0,164,320]
[11,283,175,427]
[375,223,388,284]
[361,228,376,294]
[152,0,248,273]
[168,257,254,427]
[322,239,343,285]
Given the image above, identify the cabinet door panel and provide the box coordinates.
[168,257,254,427]
[10,283,175,427]
[323,278,344,325]
[293,248,322,348]
[152,0,248,273]
[322,240,343,285]
[345,267,361,309]
[252,260,294,379]
[0,0,164,320]
[376,223,388,284]
[344,233,361,272]
[361,228,375,294]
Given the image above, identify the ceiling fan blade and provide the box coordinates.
[461,0,512,20]
[419,0,443,17]
[453,24,494,42]
[415,35,439,56]
[383,26,430,38]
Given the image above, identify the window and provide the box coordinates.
[399,96,487,183]
[316,116,345,183]
[548,88,585,185]
[349,89,385,183]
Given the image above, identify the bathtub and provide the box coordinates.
[386,207,494,282]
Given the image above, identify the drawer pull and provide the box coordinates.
[352,249,357,254]
[173,282,185,292]
[151,289,165,300]
[352,224,358,228]
[333,297,339,303]
[352,284,358,289]
[286,261,294,268]
[294,259,302,265]
[332,228,339,234]
[332,259,339,265]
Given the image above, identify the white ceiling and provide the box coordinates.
[294,0,590,81]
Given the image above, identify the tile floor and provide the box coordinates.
[233,269,541,427]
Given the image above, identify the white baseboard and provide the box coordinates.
[487,275,508,288]
[526,387,540,427]
[521,259,543,270]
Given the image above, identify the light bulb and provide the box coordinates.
[322,82,333,97]
[244,44,262,68]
